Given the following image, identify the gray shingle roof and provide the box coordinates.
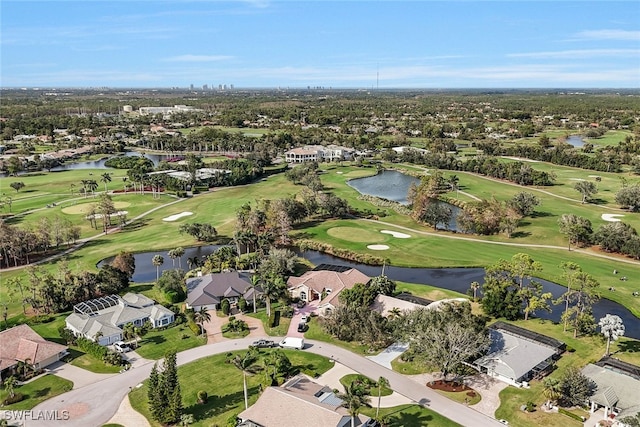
[582,363,640,414]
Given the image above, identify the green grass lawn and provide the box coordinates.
[128,349,334,427]
[0,374,73,410]
[246,305,292,336]
[304,319,370,355]
[361,404,461,427]
[339,374,393,396]
[434,388,481,406]
[134,324,207,360]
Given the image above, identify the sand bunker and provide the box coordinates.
[381,230,411,238]
[367,244,390,250]
[87,211,128,219]
[602,214,625,222]
[163,212,193,222]
[569,178,586,181]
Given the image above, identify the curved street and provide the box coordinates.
[29,338,505,427]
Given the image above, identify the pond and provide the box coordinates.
[565,135,585,148]
[49,151,170,171]
[347,169,462,231]
[102,246,640,339]
[98,245,222,282]
[347,169,419,205]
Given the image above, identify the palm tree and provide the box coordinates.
[123,323,136,343]
[100,172,112,192]
[338,382,371,427]
[249,274,262,314]
[152,255,164,281]
[193,307,211,335]
[470,281,480,302]
[168,249,178,267]
[174,247,185,269]
[542,377,562,406]
[599,314,625,356]
[187,256,200,270]
[261,276,285,317]
[3,375,18,399]
[375,376,389,420]
[86,179,99,196]
[16,358,33,380]
[228,349,260,410]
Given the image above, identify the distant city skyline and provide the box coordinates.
[2,1,639,89]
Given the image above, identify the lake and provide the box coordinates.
[347,169,462,231]
[99,246,640,339]
[566,135,585,147]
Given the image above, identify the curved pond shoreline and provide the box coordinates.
[101,246,640,339]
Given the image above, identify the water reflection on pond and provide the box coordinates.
[103,246,640,339]
[347,169,461,231]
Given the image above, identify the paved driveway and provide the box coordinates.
[204,310,269,344]
[287,301,317,337]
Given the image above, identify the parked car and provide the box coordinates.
[297,322,308,332]
[114,341,132,353]
[251,339,275,348]
[300,315,308,323]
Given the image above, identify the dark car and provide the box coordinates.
[297,300,306,308]
[297,322,308,333]
[251,339,275,348]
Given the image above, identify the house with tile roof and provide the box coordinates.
[185,271,261,312]
[0,324,68,379]
[287,265,370,316]
[65,293,174,346]
[238,375,372,427]
[581,357,640,422]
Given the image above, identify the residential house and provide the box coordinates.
[0,324,68,379]
[284,145,355,163]
[238,375,372,427]
[185,271,260,311]
[581,357,640,422]
[65,293,175,346]
[472,322,565,387]
[287,264,370,316]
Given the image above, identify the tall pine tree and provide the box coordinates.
[147,352,182,424]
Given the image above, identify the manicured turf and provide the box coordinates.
[134,324,207,360]
[0,374,73,410]
[128,349,334,427]
[339,373,393,396]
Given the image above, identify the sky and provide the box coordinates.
[2,1,639,89]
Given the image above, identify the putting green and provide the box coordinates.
[62,201,131,215]
[327,226,386,243]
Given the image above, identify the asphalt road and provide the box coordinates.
[26,338,505,427]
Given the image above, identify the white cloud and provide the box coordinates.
[163,55,234,62]
[508,49,640,59]
[573,29,640,41]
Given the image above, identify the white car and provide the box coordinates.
[114,341,132,353]
[300,315,308,323]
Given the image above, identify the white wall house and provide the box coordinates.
[285,145,355,163]
[65,293,174,346]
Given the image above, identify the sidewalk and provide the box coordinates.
[315,362,412,408]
